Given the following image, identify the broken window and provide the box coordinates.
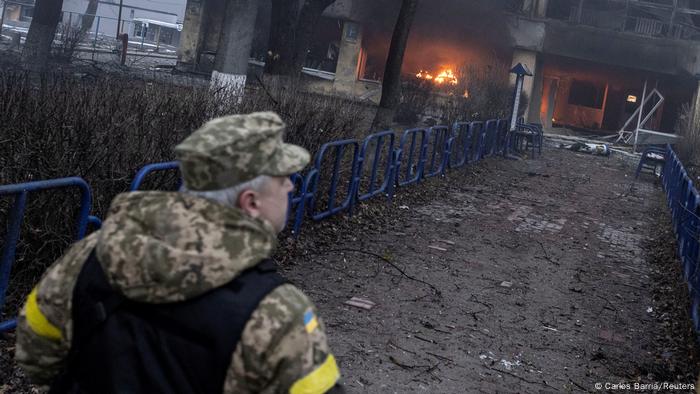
[568,79,606,109]
[304,18,343,73]
[546,0,574,20]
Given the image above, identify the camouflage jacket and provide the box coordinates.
[15,191,340,393]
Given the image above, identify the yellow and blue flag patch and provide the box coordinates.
[303,309,318,333]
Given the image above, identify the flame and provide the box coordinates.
[416,67,458,85]
[434,69,458,85]
[416,70,434,80]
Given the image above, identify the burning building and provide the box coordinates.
[177,0,514,103]
[177,0,700,137]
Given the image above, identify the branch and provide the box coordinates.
[253,73,280,107]
[535,240,559,266]
[325,248,442,297]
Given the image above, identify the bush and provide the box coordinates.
[395,79,434,125]
[52,24,87,63]
[0,69,369,318]
[397,60,524,127]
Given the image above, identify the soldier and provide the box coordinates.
[15,112,343,393]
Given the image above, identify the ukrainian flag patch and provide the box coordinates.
[303,309,318,333]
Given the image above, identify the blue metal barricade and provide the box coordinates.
[681,189,699,282]
[514,122,543,159]
[424,126,451,178]
[495,119,509,155]
[0,177,101,333]
[396,128,429,187]
[635,147,666,179]
[482,119,499,158]
[470,122,485,162]
[449,122,473,169]
[356,131,396,202]
[291,169,318,235]
[660,145,700,333]
[129,161,181,191]
[308,139,360,221]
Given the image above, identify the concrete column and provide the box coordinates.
[521,0,534,16]
[333,21,363,95]
[177,0,207,71]
[535,0,549,18]
[211,0,259,96]
[510,48,542,123]
[521,0,547,18]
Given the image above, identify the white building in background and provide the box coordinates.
[1,0,187,48]
[61,0,187,47]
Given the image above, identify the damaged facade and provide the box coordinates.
[176,0,382,101]
[177,0,700,134]
[511,0,700,137]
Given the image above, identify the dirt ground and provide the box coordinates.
[2,144,699,393]
[280,145,699,393]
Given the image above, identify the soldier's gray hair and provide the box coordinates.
[181,175,271,207]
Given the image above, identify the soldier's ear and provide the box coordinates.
[237,189,261,218]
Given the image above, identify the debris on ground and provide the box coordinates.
[344,297,376,310]
[561,142,611,156]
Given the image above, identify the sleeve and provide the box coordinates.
[14,234,99,387]
[223,283,341,394]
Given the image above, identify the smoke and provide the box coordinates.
[359,0,515,79]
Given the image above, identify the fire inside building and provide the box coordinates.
[177,0,700,138]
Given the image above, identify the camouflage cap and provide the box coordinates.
[174,112,310,191]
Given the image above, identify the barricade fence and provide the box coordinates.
[0,118,540,332]
[661,145,700,334]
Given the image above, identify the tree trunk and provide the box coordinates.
[265,0,336,78]
[372,0,419,131]
[211,0,259,96]
[79,0,99,35]
[22,0,64,68]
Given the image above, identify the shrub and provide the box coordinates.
[396,60,523,127]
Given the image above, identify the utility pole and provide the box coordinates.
[116,0,123,38]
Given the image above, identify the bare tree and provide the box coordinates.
[372,0,419,130]
[264,0,336,77]
[22,0,64,67]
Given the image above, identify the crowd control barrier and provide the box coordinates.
[660,146,700,334]
[0,178,101,332]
